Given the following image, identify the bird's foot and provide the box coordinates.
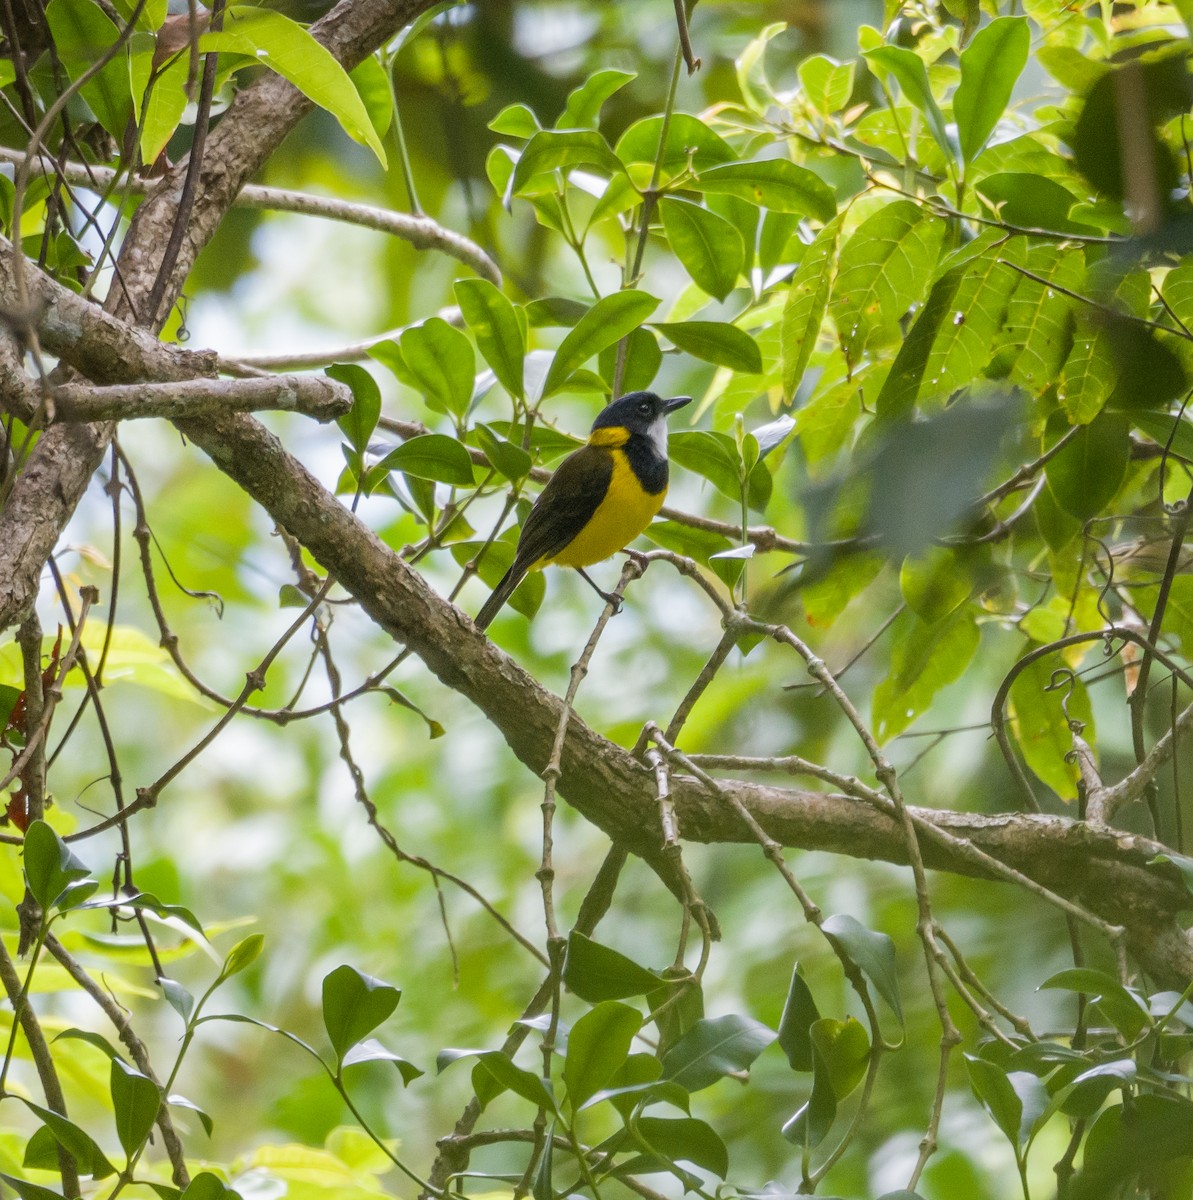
[600,589,624,615]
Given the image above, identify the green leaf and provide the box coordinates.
[168,1093,214,1138]
[582,1058,691,1116]
[455,279,525,401]
[135,46,189,164]
[563,932,662,1001]
[1075,1095,1193,1198]
[653,321,762,373]
[350,54,393,141]
[821,914,903,1023]
[1040,968,1151,1040]
[864,44,952,162]
[668,431,743,503]
[954,17,1030,163]
[157,974,192,1022]
[1058,269,1150,423]
[799,55,855,115]
[1053,1060,1137,1121]
[975,173,1086,235]
[876,236,1024,419]
[1163,256,1193,332]
[996,244,1081,395]
[322,964,401,1062]
[110,1059,162,1158]
[375,434,475,486]
[542,290,659,396]
[696,159,836,222]
[511,129,626,195]
[391,319,475,417]
[201,8,386,167]
[470,1051,557,1113]
[781,218,841,399]
[45,0,133,139]
[473,424,531,481]
[525,296,589,327]
[54,1028,124,1062]
[0,682,20,728]
[559,68,635,128]
[598,326,661,392]
[454,540,544,620]
[490,102,540,138]
[563,1000,643,1109]
[830,201,946,364]
[1008,657,1094,802]
[899,547,975,623]
[810,1016,870,1099]
[341,1038,424,1084]
[777,965,820,1071]
[111,0,165,27]
[614,113,735,175]
[781,1025,839,1150]
[632,1116,729,1178]
[181,1172,238,1200]
[659,198,744,302]
[329,364,381,454]
[872,607,980,741]
[22,1101,116,1179]
[0,1175,66,1200]
[1044,410,1129,521]
[964,1056,1047,1156]
[23,820,92,911]
[217,933,264,982]
[660,1014,776,1092]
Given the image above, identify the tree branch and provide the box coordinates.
[0,148,501,286]
[47,373,352,424]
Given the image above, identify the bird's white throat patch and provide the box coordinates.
[648,416,668,458]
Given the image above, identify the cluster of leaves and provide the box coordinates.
[314,1,1193,806]
[10,0,1193,1198]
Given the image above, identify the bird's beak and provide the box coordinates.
[665,395,693,414]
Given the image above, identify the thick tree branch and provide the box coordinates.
[46,374,352,424]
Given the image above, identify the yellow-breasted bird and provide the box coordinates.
[474,390,692,630]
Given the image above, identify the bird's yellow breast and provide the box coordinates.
[543,443,666,569]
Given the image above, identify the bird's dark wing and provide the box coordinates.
[514,444,614,567]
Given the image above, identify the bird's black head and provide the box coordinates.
[590,392,692,442]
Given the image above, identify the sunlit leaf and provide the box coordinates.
[455,279,525,401]
[781,218,841,400]
[659,198,744,302]
[830,201,946,364]
[954,17,1030,163]
[696,158,836,221]
[653,321,762,373]
[201,7,386,166]
[542,290,659,396]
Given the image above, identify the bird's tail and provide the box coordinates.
[474,562,527,631]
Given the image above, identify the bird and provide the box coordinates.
[474,390,692,630]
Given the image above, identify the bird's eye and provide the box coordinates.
[637,401,651,416]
